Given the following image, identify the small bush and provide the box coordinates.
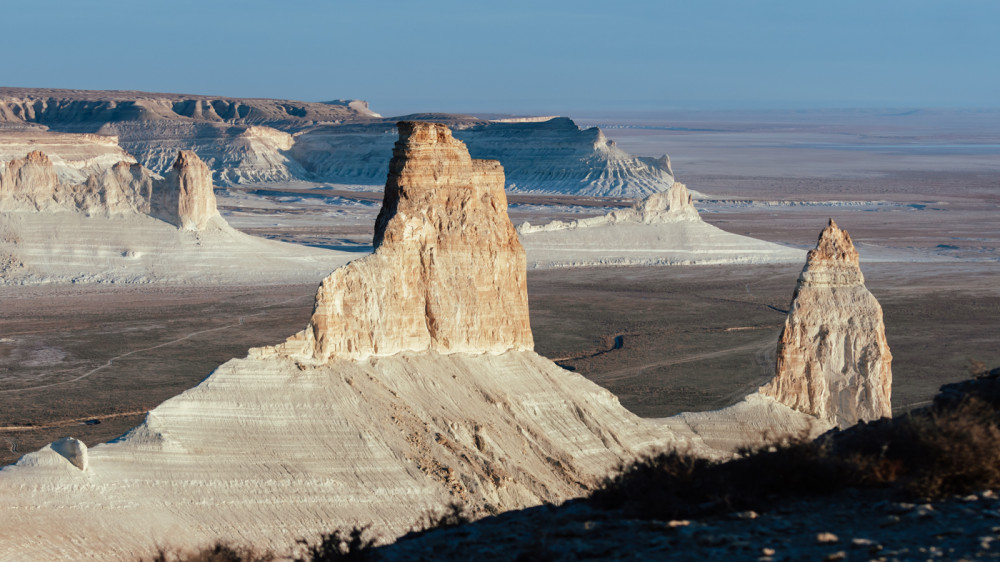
[295,526,376,562]
[146,542,274,562]
[410,501,472,535]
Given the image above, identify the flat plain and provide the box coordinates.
[2,109,997,466]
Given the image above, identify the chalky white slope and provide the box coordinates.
[518,181,805,268]
[0,123,835,561]
[0,123,682,560]
[0,136,353,284]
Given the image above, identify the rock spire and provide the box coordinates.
[273,121,533,362]
[761,219,893,428]
[153,150,220,230]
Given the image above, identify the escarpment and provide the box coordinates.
[761,219,893,428]
[272,121,533,361]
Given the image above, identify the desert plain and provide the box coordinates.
[2,108,996,468]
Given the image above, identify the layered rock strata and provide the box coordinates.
[518,180,699,234]
[293,117,676,197]
[0,122,677,559]
[0,146,219,230]
[272,121,533,361]
[0,122,828,560]
[761,219,893,428]
[517,181,805,268]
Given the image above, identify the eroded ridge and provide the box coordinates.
[271,122,534,362]
[761,219,893,428]
[0,147,219,231]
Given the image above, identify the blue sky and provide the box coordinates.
[4,0,998,115]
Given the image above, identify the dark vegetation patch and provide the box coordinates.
[591,368,1000,521]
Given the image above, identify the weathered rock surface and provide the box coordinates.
[1,89,676,195]
[293,117,676,197]
[518,181,805,268]
[761,220,893,428]
[0,137,355,285]
[0,129,137,184]
[153,150,221,230]
[0,150,61,210]
[0,122,822,560]
[50,437,87,471]
[272,122,532,361]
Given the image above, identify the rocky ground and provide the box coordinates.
[375,489,1000,560]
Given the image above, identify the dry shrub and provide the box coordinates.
[146,543,274,562]
[295,526,376,562]
[594,375,1000,519]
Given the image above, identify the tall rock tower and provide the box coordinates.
[761,219,893,428]
[275,121,534,362]
[153,150,220,230]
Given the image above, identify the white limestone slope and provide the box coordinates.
[0,122,827,560]
[0,352,675,560]
[519,182,805,268]
[0,212,353,285]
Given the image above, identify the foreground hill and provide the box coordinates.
[1,88,675,197]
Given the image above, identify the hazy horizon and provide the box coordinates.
[3,0,997,116]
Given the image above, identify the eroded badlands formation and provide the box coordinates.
[0,133,353,284]
[0,122,685,560]
[1,88,674,196]
[0,123,893,560]
[518,180,806,268]
[761,220,893,428]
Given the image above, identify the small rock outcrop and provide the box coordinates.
[1,146,220,231]
[0,150,61,210]
[274,122,533,362]
[517,180,698,234]
[611,180,698,224]
[153,150,220,230]
[761,219,893,428]
[50,437,88,471]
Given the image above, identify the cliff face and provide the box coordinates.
[274,122,533,361]
[761,220,893,428]
[1,143,220,231]
[0,151,61,210]
[293,117,676,197]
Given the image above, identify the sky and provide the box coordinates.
[3,0,998,116]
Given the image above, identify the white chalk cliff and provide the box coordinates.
[518,181,805,268]
[0,89,677,196]
[0,123,855,560]
[0,122,685,559]
[761,219,893,428]
[0,134,354,284]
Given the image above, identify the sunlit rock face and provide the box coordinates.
[761,219,893,428]
[273,121,533,362]
[0,150,60,210]
[0,145,220,231]
[153,150,220,230]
